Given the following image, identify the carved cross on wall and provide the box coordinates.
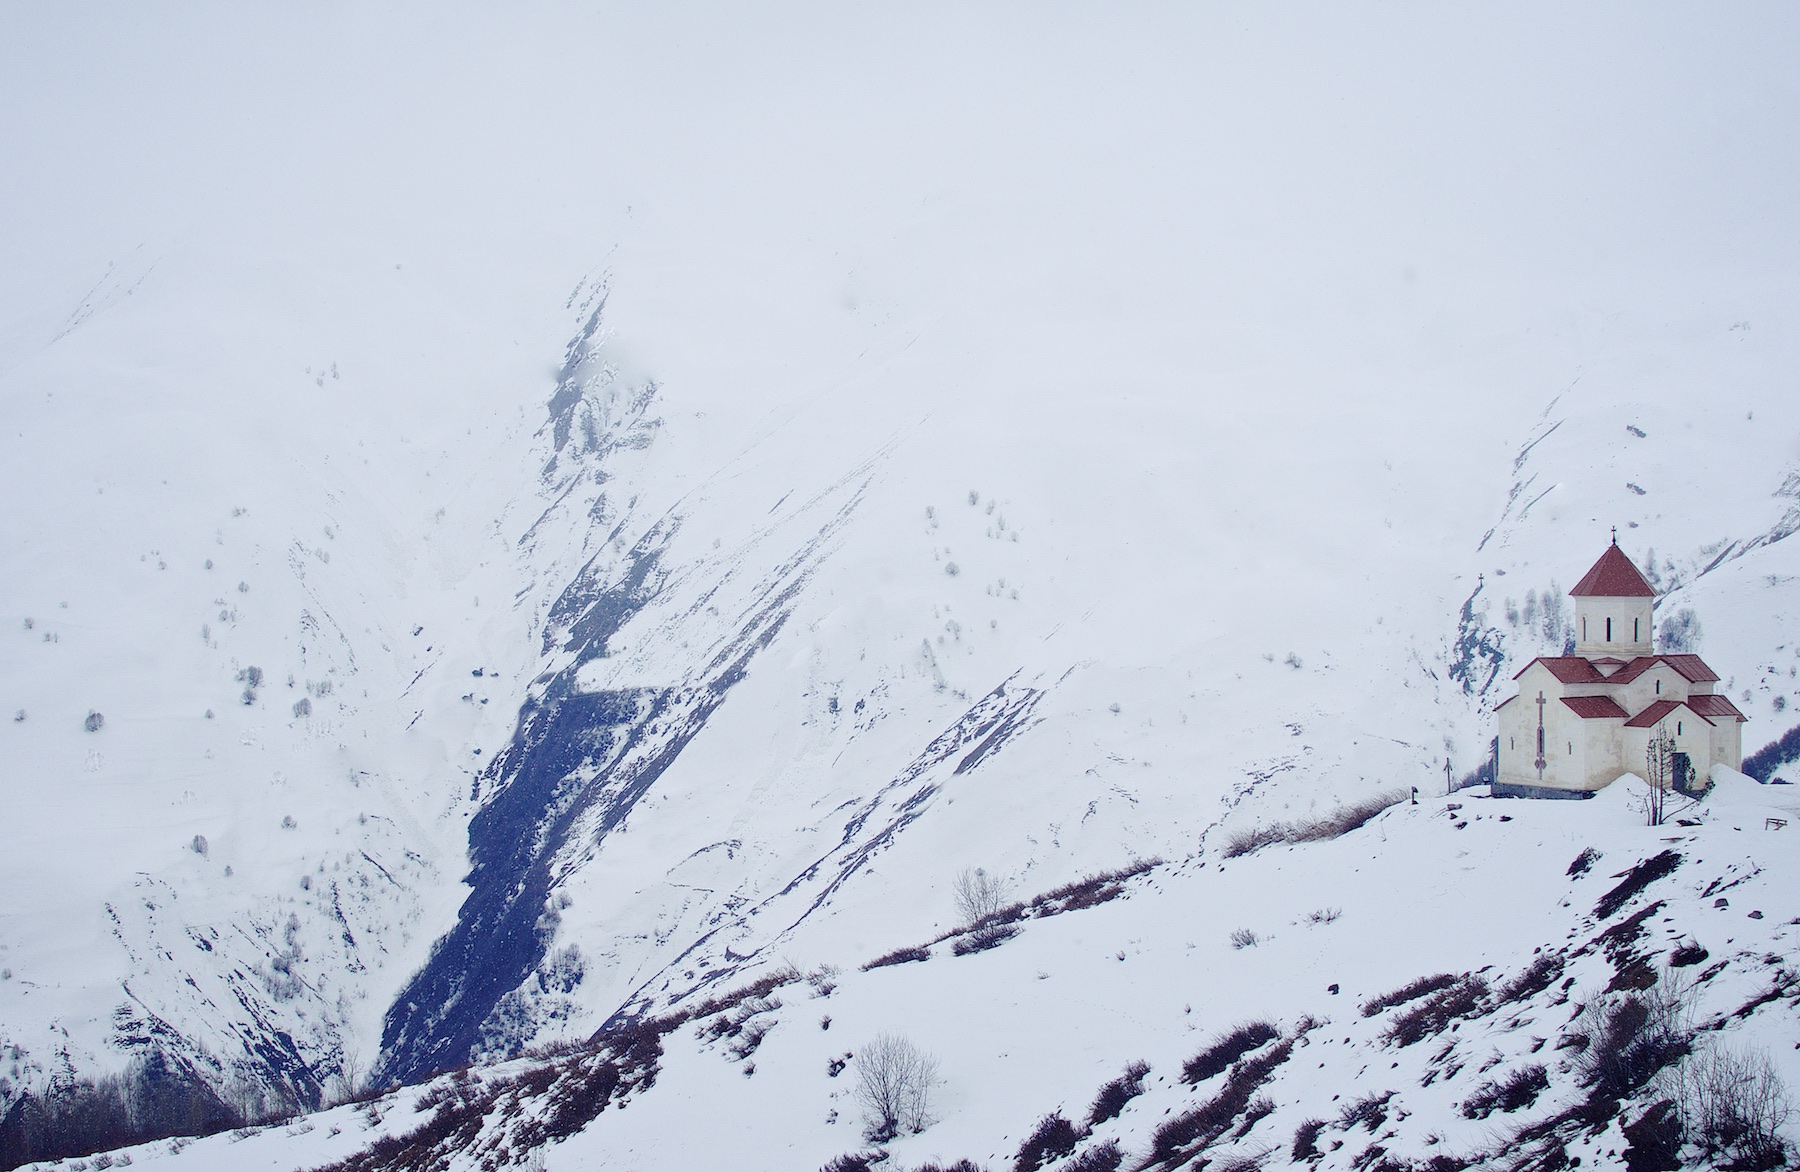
[1534,690,1548,782]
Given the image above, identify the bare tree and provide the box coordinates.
[952,866,1009,927]
[326,1045,364,1106]
[853,1033,941,1141]
[1641,722,1676,826]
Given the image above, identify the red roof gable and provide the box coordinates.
[1625,698,1721,729]
[1514,656,1608,684]
[1569,543,1656,598]
[1562,695,1628,720]
[1660,654,1721,683]
[1625,699,1686,728]
[1686,693,1746,722]
[1605,657,1661,683]
[1493,695,1517,712]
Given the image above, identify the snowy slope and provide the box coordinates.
[4,4,1800,1168]
[69,770,1800,1171]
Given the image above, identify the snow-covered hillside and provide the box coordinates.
[56,772,1800,1171]
[3,5,1800,1169]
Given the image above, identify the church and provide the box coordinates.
[1493,539,1747,799]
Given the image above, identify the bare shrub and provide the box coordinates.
[1286,791,1407,842]
[1461,1065,1548,1118]
[1497,954,1564,1003]
[1291,1119,1326,1160]
[1363,973,1458,1018]
[862,946,930,971]
[1229,928,1259,950]
[1574,972,1691,1099]
[1015,1111,1081,1171]
[952,919,1021,956]
[1220,793,1403,859]
[1210,1150,1272,1172]
[83,711,104,733]
[1222,824,1288,859]
[1150,1038,1293,1165]
[1385,977,1488,1046]
[1026,859,1158,914]
[1339,1090,1394,1131]
[1066,1141,1124,1172]
[853,1034,940,1142]
[1183,1023,1279,1085]
[1669,1043,1792,1168]
[819,1155,885,1172]
[1088,1060,1150,1125]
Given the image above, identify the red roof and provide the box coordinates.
[1686,693,1746,722]
[1660,654,1720,683]
[1605,657,1661,683]
[1562,695,1629,720]
[1590,654,1721,686]
[1514,656,1608,684]
[1493,695,1517,712]
[1625,698,1722,729]
[1570,544,1656,598]
[1625,699,1686,728]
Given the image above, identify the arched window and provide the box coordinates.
[1655,679,1661,695]
[1606,617,1612,641]
[1634,617,1640,641]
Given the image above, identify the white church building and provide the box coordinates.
[1494,539,1747,799]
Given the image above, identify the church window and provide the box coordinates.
[1634,617,1640,641]
[1677,721,1683,736]
[1606,617,1612,641]
[1582,618,1587,640]
[1655,679,1661,695]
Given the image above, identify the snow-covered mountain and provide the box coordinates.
[3,5,1800,1169]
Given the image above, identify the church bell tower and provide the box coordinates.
[1569,533,1655,659]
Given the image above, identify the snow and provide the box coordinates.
[3,4,1800,1168]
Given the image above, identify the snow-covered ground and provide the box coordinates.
[69,769,1800,1170]
[3,5,1800,1168]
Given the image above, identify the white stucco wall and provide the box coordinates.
[1497,666,1609,790]
[1574,594,1654,658]
[1616,662,1686,714]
